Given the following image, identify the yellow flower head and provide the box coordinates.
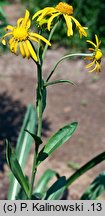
[85,35,103,73]
[32,2,88,38]
[2,10,51,61]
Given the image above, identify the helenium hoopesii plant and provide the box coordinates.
[1,2,105,200]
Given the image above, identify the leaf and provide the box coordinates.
[8,104,36,200]
[44,176,67,200]
[6,140,29,198]
[16,176,29,200]
[37,122,78,165]
[34,169,59,196]
[44,79,76,87]
[66,151,105,188]
[67,161,80,171]
[81,171,105,200]
[25,129,42,145]
[31,193,43,200]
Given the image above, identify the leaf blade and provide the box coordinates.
[8,104,36,200]
[81,171,105,200]
[37,122,78,165]
[6,140,29,198]
[34,169,59,195]
[44,176,67,200]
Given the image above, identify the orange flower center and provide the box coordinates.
[55,2,73,15]
[13,27,29,41]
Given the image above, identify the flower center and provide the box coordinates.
[95,49,103,61]
[13,27,29,41]
[55,2,73,15]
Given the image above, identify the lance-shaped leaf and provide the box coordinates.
[8,104,36,200]
[81,171,105,200]
[44,79,76,87]
[66,151,105,188]
[37,122,78,165]
[6,140,29,198]
[34,169,59,196]
[44,176,67,200]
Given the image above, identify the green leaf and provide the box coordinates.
[8,104,36,200]
[6,140,29,198]
[66,151,105,188]
[44,176,67,200]
[34,169,59,196]
[44,80,76,87]
[25,129,42,145]
[31,193,43,200]
[81,171,105,200]
[37,122,78,165]
[67,161,80,171]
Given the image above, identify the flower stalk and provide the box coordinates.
[46,53,94,82]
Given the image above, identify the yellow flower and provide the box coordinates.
[32,2,88,38]
[85,35,103,73]
[2,10,51,61]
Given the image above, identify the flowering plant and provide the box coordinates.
[1,2,105,200]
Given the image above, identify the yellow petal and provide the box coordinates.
[29,35,39,43]
[32,9,45,20]
[6,25,13,31]
[14,41,18,55]
[79,26,87,38]
[26,19,31,29]
[17,18,24,27]
[89,48,94,51]
[26,40,38,61]
[63,14,73,36]
[89,64,97,73]
[96,62,101,72]
[19,42,26,58]
[86,40,96,48]
[2,32,12,40]
[71,16,87,38]
[37,8,55,22]
[30,32,51,46]
[9,38,14,45]
[2,38,6,45]
[85,60,95,68]
[10,41,15,53]
[22,10,30,27]
[23,41,30,59]
[47,13,60,31]
[37,8,50,22]
[95,35,99,46]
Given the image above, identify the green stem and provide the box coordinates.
[29,63,43,198]
[29,150,37,198]
[42,21,59,62]
[36,63,43,138]
[46,53,93,82]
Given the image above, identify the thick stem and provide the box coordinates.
[29,63,43,198]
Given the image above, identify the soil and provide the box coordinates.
[0,3,105,200]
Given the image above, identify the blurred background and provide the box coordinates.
[0,0,105,199]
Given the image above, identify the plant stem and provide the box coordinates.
[46,53,93,82]
[42,21,59,62]
[29,63,43,198]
